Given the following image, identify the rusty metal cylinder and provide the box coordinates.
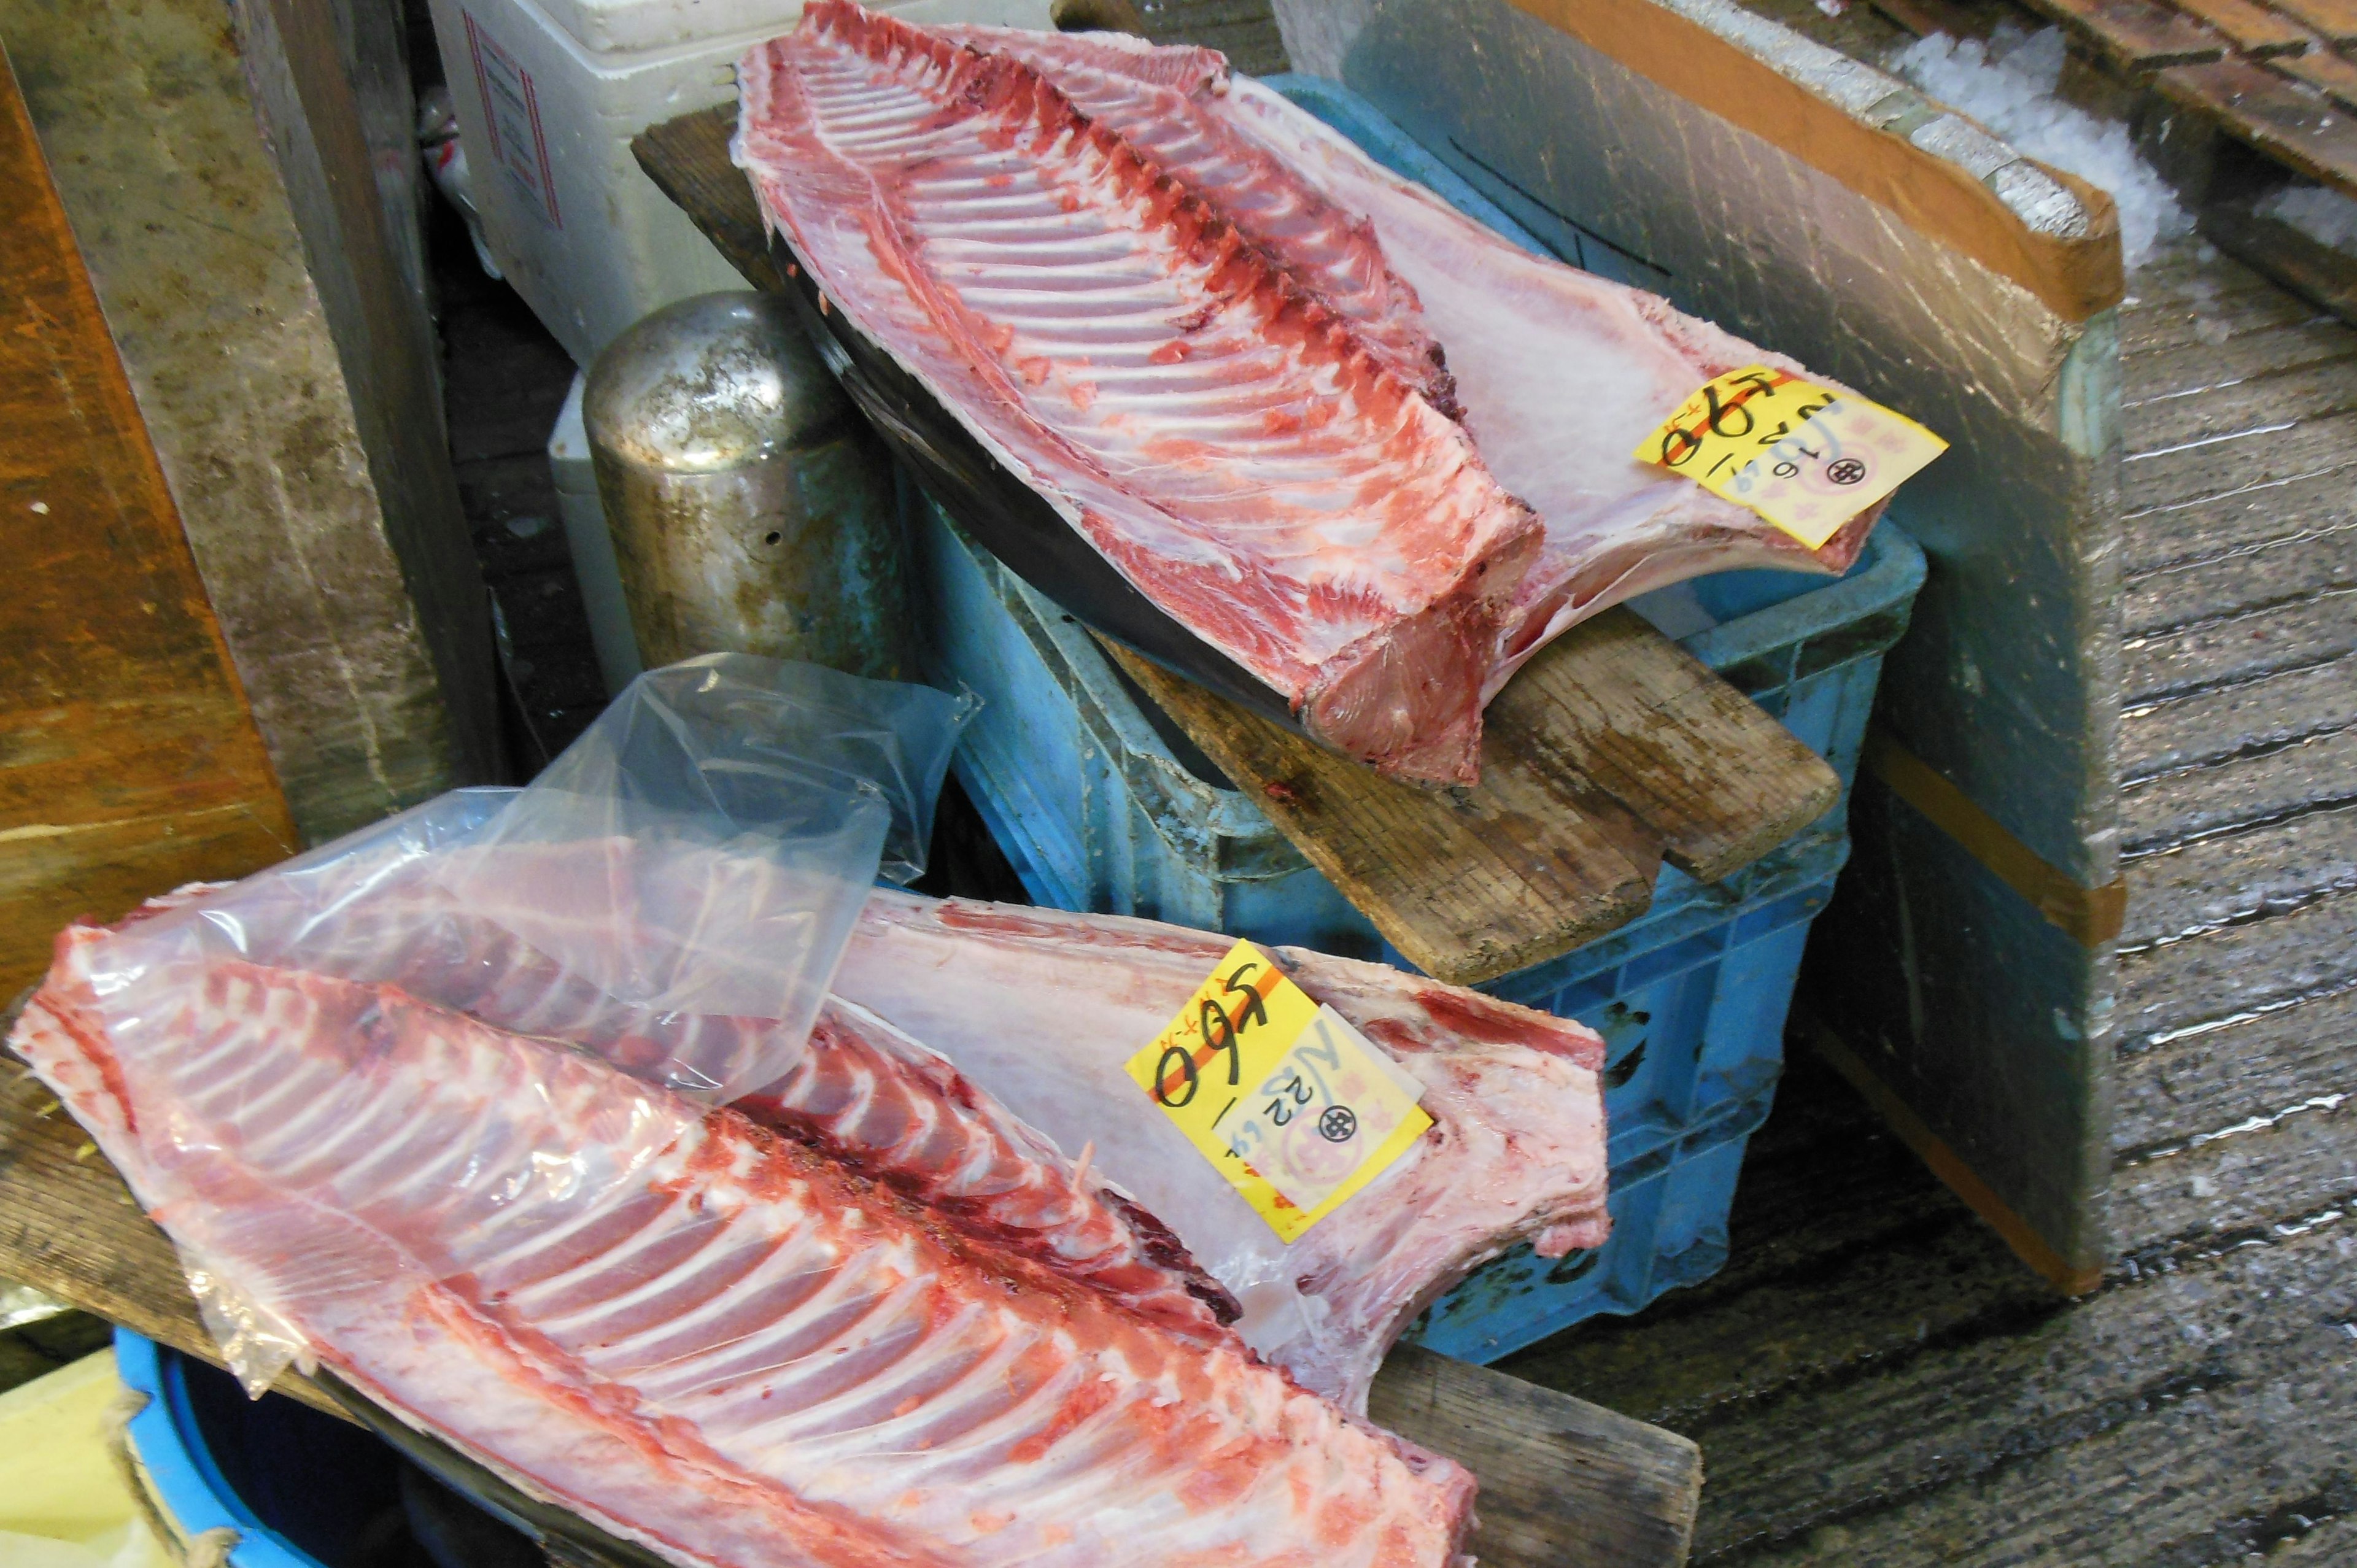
[584,291,910,679]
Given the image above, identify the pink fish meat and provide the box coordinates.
[737,7,1889,779]
[133,837,1610,1413]
[14,921,1479,1568]
[831,892,1612,1411]
[916,22,1886,692]
[121,866,1239,1339]
[735,2,1544,786]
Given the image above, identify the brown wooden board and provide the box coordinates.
[2017,0,2227,69]
[1104,628,1838,984]
[0,1033,1701,1567]
[2169,0,2316,53]
[2158,56,2357,193]
[2271,42,2357,106]
[1103,641,1662,982]
[633,103,1842,985]
[2258,0,2357,44]
[0,45,298,1002]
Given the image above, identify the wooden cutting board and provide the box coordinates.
[633,103,1838,985]
[0,1035,1702,1568]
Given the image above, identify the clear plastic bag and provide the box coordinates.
[12,655,974,1394]
[176,655,970,1103]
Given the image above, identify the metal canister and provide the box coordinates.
[584,291,909,679]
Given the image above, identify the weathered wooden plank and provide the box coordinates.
[2199,187,2357,330]
[1101,641,1661,985]
[1368,1348,1700,1568]
[2119,878,2357,1045]
[0,45,298,1000]
[2272,38,2357,104]
[1675,1217,2353,1559]
[2172,0,2317,53]
[2157,58,2357,195]
[2123,406,2357,513]
[2110,1089,2357,1244]
[632,106,783,293]
[2119,352,2357,457]
[2123,462,2357,576]
[2121,314,2355,407]
[2113,977,2357,1149]
[2119,796,2357,947]
[2126,526,2357,633]
[638,100,1842,984]
[1,1004,1700,1567]
[1483,612,1843,886]
[2121,714,2357,849]
[2257,0,2357,45]
[2017,0,2226,69]
[2119,270,2323,358]
[7,0,489,841]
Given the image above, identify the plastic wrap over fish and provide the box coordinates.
[141,655,971,1106]
[13,922,1477,1567]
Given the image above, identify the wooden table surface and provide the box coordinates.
[0,1031,1701,1567]
[0,42,298,1000]
[633,103,1841,986]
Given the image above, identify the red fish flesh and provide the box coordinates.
[735,2,1544,786]
[118,838,1609,1413]
[14,924,1479,1568]
[738,7,1887,779]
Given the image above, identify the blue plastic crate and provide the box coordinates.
[910,77,1927,1356]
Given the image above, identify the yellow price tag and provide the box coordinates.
[1636,366,1946,549]
[1125,940,1432,1243]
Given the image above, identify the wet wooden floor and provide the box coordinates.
[1503,238,2357,1565]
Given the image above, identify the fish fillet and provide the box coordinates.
[140,836,1610,1412]
[917,23,1886,694]
[832,891,1612,1412]
[368,840,1611,1410]
[123,867,1238,1340]
[14,925,1478,1568]
[734,2,1544,785]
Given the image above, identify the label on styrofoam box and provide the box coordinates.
[1636,366,1946,549]
[1124,940,1431,1243]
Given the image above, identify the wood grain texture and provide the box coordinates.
[635,102,1842,984]
[2199,191,2357,330]
[0,45,297,1000]
[0,1027,1700,1567]
[2271,42,2357,109]
[1103,639,1661,984]
[1105,617,1841,986]
[632,107,782,295]
[2258,0,2357,44]
[2158,56,2357,193]
[1371,1346,1701,1568]
[2018,0,2228,68]
[5,0,478,841]
[1487,612,1840,886]
[2168,0,2316,52]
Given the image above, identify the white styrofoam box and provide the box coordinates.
[549,369,643,695]
[427,0,1055,364]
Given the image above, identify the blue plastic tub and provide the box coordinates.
[911,78,1927,1359]
[112,1331,536,1568]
